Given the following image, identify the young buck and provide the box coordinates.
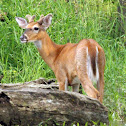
[15,14,105,103]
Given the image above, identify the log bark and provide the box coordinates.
[0,78,109,126]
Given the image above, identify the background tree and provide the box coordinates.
[118,0,126,35]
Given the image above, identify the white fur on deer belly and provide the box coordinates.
[86,47,99,83]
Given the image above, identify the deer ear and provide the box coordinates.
[42,14,52,30]
[15,17,28,29]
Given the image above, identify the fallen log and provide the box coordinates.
[0,78,109,126]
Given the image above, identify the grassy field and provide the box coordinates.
[0,0,126,125]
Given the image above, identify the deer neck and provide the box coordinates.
[35,31,64,70]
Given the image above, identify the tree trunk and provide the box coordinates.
[118,0,126,34]
[0,78,109,126]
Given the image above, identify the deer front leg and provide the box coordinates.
[55,70,68,91]
[59,78,69,91]
[59,82,65,90]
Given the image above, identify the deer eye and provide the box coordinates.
[34,27,39,30]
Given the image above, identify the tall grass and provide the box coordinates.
[0,0,126,125]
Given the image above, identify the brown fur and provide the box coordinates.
[17,18,105,103]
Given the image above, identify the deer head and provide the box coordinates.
[15,14,52,43]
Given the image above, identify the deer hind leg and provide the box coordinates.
[97,50,105,103]
[72,83,80,92]
[79,76,99,99]
[76,47,100,100]
[97,75,104,103]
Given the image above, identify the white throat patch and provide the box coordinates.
[34,40,42,49]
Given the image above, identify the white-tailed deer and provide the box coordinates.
[15,14,105,103]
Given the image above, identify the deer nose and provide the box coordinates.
[20,34,28,42]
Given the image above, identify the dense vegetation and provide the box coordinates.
[0,0,126,125]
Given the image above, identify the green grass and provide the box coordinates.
[0,0,126,125]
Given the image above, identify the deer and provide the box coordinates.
[15,13,105,103]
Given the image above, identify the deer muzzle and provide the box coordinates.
[20,34,28,43]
